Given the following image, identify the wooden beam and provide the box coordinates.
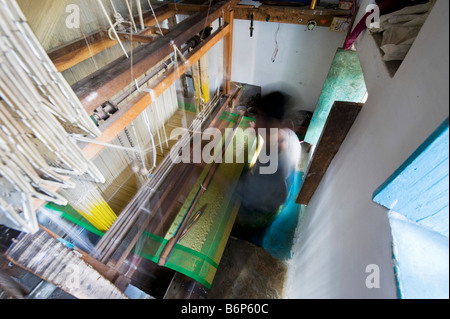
[71,0,239,115]
[137,26,170,36]
[233,4,351,27]
[296,101,363,205]
[48,6,174,72]
[168,2,210,12]
[48,32,117,72]
[82,23,231,160]
[117,27,171,44]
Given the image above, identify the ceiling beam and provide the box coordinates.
[48,4,174,72]
[233,4,351,27]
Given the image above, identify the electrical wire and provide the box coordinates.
[271,23,281,63]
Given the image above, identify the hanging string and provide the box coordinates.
[94,89,222,259]
[109,0,118,15]
[142,106,157,169]
[82,32,99,71]
[136,0,145,30]
[125,0,138,32]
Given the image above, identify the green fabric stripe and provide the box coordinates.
[140,231,219,268]
[165,260,213,289]
[174,243,219,268]
[219,111,255,126]
[45,203,105,237]
[202,128,256,262]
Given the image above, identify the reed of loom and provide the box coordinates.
[157,110,245,266]
[94,93,223,263]
[106,111,213,267]
[106,92,237,268]
[107,183,174,271]
[95,93,221,260]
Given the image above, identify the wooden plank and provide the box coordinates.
[119,27,171,44]
[82,23,231,160]
[71,0,239,115]
[233,4,351,26]
[296,101,363,205]
[141,3,172,22]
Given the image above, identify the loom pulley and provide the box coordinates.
[1,0,249,295]
[90,26,215,127]
[92,101,119,125]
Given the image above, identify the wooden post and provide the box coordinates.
[223,9,234,96]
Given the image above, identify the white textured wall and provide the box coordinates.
[231,18,347,112]
[285,0,449,298]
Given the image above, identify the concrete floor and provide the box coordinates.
[207,236,288,299]
[162,236,288,299]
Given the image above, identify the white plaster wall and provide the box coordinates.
[285,0,449,298]
[230,19,347,112]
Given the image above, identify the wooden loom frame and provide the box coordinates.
[20,0,357,295]
[30,0,238,212]
[34,0,354,211]
[73,0,238,156]
[19,0,240,293]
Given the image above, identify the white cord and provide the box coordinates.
[125,0,138,32]
[109,0,118,14]
[97,0,129,58]
[136,0,145,30]
[147,0,163,35]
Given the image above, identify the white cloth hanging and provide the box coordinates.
[369,1,434,61]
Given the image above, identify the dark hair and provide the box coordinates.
[255,91,289,121]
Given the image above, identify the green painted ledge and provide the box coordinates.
[304,48,367,146]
